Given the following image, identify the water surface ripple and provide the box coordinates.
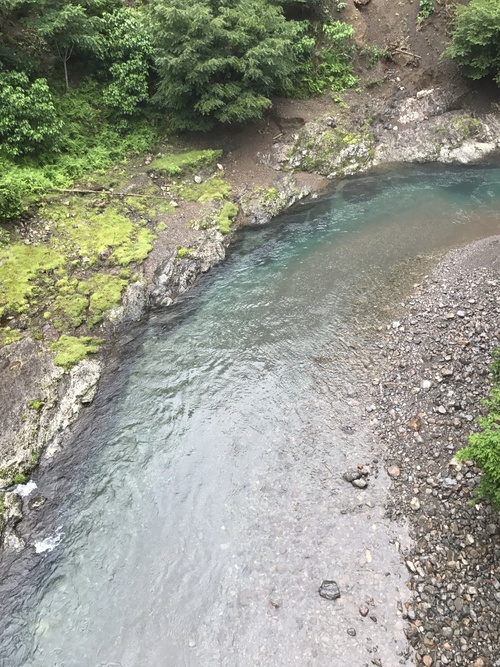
[2,165,500,667]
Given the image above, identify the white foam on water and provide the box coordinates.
[14,480,37,497]
[34,528,62,554]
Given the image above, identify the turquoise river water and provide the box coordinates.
[1,164,500,667]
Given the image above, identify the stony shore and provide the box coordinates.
[367,236,500,667]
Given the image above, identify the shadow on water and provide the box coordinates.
[1,162,500,666]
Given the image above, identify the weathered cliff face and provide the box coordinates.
[373,88,500,165]
[259,87,500,185]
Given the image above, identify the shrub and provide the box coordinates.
[0,71,62,157]
[445,0,500,85]
[457,352,500,509]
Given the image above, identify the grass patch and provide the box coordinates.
[51,334,103,370]
[148,150,222,177]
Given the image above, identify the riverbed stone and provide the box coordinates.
[318,580,341,601]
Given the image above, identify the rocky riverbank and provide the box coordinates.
[367,236,500,667]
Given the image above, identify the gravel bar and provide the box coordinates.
[370,236,500,667]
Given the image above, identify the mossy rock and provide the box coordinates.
[51,335,103,370]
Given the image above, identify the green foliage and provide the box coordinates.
[51,334,103,370]
[0,71,63,158]
[0,80,160,220]
[149,0,299,130]
[29,400,44,411]
[491,349,500,383]
[30,0,103,89]
[0,166,53,219]
[12,473,27,485]
[418,0,434,23]
[291,20,357,97]
[445,0,500,85]
[81,273,127,325]
[98,8,153,116]
[182,177,232,203]
[457,351,500,509]
[360,45,392,69]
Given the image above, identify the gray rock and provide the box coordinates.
[318,580,341,601]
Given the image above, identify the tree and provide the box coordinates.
[445,0,500,85]
[149,0,299,131]
[30,0,102,90]
[98,8,153,116]
[0,70,62,156]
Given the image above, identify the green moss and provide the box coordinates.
[0,243,64,317]
[149,150,222,177]
[51,334,103,370]
[182,177,232,203]
[217,202,238,234]
[0,327,22,347]
[49,203,136,265]
[455,114,482,139]
[110,227,155,266]
[176,246,196,259]
[155,221,167,232]
[79,273,127,326]
[29,400,44,411]
[12,473,27,485]
[155,201,175,215]
[53,292,88,328]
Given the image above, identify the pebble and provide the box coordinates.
[387,464,401,478]
[409,497,420,511]
[318,580,341,601]
[359,604,369,617]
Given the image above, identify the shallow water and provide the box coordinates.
[2,165,500,667]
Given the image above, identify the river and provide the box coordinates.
[2,164,500,667]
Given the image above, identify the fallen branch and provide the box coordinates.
[52,188,169,200]
[392,47,422,60]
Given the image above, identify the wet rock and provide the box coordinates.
[318,580,341,601]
